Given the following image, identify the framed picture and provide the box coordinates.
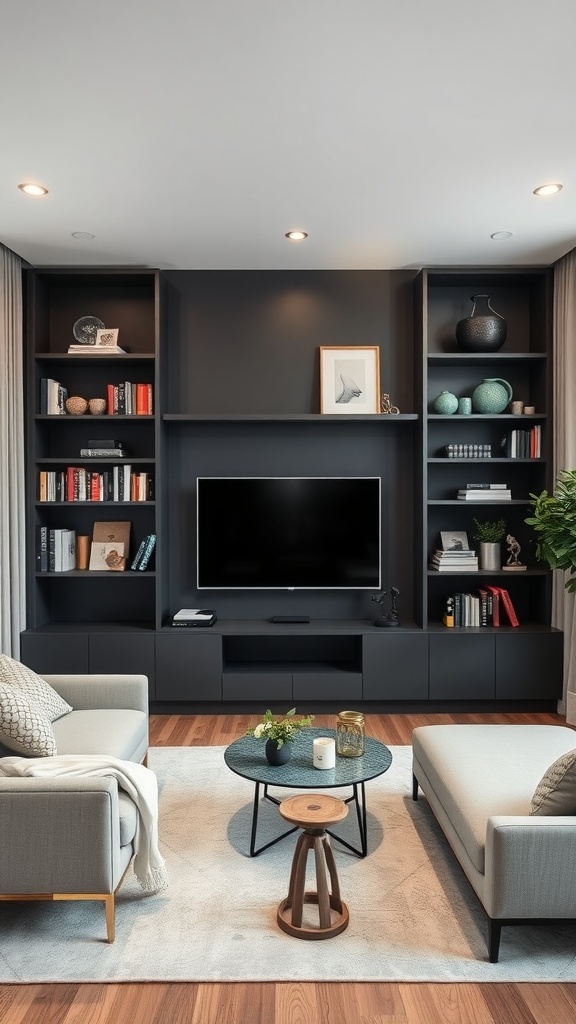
[95,328,120,348]
[320,346,380,414]
[440,531,471,552]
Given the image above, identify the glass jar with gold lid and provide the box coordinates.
[336,710,365,757]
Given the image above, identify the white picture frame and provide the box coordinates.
[320,346,380,414]
[95,327,120,348]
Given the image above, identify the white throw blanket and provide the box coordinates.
[0,754,168,894]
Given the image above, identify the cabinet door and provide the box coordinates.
[429,633,495,700]
[156,632,222,701]
[222,672,292,702]
[89,632,156,699]
[363,632,428,700]
[293,672,363,701]
[495,631,563,699]
[19,631,89,674]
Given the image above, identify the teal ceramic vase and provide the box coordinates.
[471,378,513,414]
[433,390,458,414]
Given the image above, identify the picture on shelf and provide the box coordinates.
[440,530,471,552]
[88,541,125,571]
[95,328,120,348]
[319,346,380,414]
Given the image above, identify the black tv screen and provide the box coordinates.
[197,477,381,590]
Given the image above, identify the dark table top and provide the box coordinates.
[224,727,393,789]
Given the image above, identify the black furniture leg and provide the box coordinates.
[488,918,502,963]
[249,782,298,857]
[412,774,419,800]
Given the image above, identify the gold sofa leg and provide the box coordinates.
[0,891,116,942]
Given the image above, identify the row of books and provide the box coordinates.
[36,527,76,572]
[131,534,156,571]
[38,467,154,502]
[38,378,154,416]
[106,382,153,415]
[443,586,519,628]
[430,548,478,571]
[443,444,492,459]
[500,426,542,459]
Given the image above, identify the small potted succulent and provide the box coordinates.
[472,517,507,571]
[246,708,314,765]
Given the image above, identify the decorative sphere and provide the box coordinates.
[65,396,88,415]
[432,390,458,414]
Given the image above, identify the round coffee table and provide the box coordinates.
[224,727,392,857]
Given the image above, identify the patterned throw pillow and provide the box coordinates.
[0,654,72,721]
[0,681,57,756]
[530,748,576,815]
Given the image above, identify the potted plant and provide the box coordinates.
[246,707,315,765]
[526,470,576,592]
[472,517,507,571]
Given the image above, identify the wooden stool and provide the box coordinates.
[276,793,349,940]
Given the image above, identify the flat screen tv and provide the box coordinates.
[197,477,381,590]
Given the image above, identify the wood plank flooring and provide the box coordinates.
[2,709,575,1024]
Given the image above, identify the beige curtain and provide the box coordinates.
[552,247,576,721]
[0,244,26,657]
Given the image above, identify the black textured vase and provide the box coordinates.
[456,294,507,352]
[265,738,292,766]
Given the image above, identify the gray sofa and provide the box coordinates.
[0,674,149,942]
[412,723,576,962]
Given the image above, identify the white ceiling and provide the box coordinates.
[1,0,575,271]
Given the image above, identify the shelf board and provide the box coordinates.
[428,413,547,420]
[34,352,156,362]
[427,568,548,576]
[427,458,544,463]
[36,458,154,465]
[35,415,154,421]
[427,352,547,363]
[163,413,419,422]
[35,501,155,507]
[428,499,529,505]
[36,570,156,578]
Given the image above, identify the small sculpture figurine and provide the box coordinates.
[503,534,527,571]
[380,393,400,414]
[371,586,401,627]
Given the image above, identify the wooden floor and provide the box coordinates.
[2,709,576,1024]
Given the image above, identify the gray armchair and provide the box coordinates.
[0,673,149,942]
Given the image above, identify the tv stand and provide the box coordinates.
[269,615,311,624]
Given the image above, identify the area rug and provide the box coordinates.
[1,745,576,983]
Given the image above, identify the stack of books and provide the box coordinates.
[80,439,127,458]
[36,527,76,572]
[501,426,541,458]
[457,483,511,501]
[443,586,519,627]
[430,549,478,571]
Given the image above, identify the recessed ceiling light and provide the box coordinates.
[533,183,563,196]
[18,182,49,196]
[285,230,308,241]
[71,231,95,240]
[491,231,513,240]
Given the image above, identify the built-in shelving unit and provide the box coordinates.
[20,266,562,708]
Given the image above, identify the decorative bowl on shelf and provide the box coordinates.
[65,396,88,415]
[88,398,107,415]
[72,315,105,345]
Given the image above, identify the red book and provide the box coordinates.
[136,383,147,415]
[497,587,519,627]
[485,585,501,627]
[107,383,115,414]
[66,466,75,502]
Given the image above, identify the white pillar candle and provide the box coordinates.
[313,736,336,770]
